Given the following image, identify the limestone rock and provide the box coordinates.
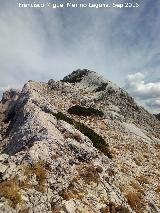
[0,69,159,212]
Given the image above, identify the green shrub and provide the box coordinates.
[53,112,112,158]
[54,112,75,125]
[68,105,104,117]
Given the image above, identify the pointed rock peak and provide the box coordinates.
[62,69,94,83]
[62,69,120,92]
[62,69,106,88]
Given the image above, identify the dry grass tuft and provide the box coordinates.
[33,162,47,184]
[125,191,143,210]
[115,205,130,213]
[134,157,142,166]
[19,208,29,213]
[61,181,84,201]
[72,133,82,142]
[130,180,143,193]
[107,168,115,177]
[24,161,47,192]
[155,144,160,149]
[136,175,149,185]
[100,202,130,213]
[78,165,100,184]
[51,207,61,213]
[120,164,130,174]
[155,185,160,193]
[96,166,103,173]
[100,206,109,213]
[18,179,31,190]
[0,179,22,208]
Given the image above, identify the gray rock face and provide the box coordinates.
[0,69,160,213]
[1,89,20,104]
[62,69,90,83]
[154,113,160,121]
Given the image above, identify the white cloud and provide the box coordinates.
[124,72,160,113]
[146,99,160,108]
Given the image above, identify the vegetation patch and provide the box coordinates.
[94,83,108,92]
[125,191,143,211]
[96,165,103,173]
[115,205,130,213]
[68,105,104,117]
[155,185,160,193]
[19,208,29,213]
[24,161,47,192]
[78,165,100,184]
[53,112,112,158]
[61,181,84,201]
[136,175,149,185]
[0,179,22,208]
[51,204,61,213]
[100,202,130,213]
[130,180,143,193]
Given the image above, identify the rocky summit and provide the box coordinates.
[0,69,160,213]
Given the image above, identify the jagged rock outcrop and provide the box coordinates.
[0,69,160,213]
[154,113,160,121]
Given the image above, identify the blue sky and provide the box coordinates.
[0,0,160,113]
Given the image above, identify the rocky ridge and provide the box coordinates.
[0,69,160,213]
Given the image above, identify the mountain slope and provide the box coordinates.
[0,69,160,213]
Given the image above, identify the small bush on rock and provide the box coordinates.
[54,112,74,125]
[24,161,47,192]
[115,205,130,213]
[61,180,84,201]
[0,179,22,208]
[96,166,103,173]
[53,112,112,158]
[68,105,104,117]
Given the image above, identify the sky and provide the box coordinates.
[0,0,160,113]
